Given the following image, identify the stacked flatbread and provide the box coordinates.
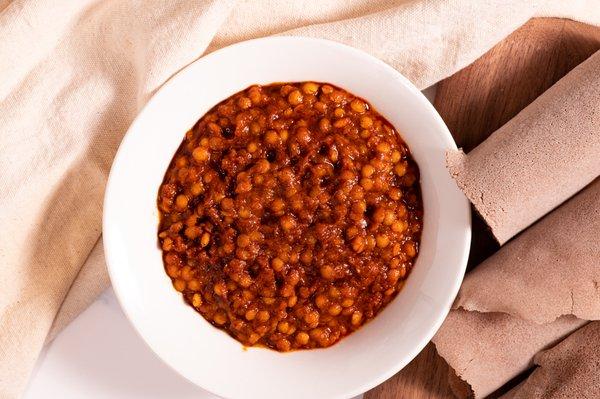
[433,51,600,398]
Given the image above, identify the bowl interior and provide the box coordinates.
[103,37,471,399]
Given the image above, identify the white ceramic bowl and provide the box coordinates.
[103,37,471,399]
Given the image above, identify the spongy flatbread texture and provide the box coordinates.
[432,311,586,398]
[501,321,600,399]
[454,178,600,324]
[447,50,600,244]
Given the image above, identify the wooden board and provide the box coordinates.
[365,17,600,399]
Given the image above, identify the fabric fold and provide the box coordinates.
[46,239,109,342]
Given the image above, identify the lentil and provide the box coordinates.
[157,82,422,351]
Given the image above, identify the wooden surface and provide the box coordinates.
[365,18,600,399]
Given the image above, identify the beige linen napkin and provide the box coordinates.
[2,0,600,397]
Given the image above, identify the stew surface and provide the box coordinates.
[157,82,422,351]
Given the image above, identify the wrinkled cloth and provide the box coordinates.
[2,0,600,397]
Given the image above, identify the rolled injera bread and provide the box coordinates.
[432,311,586,399]
[454,177,600,324]
[501,321,600,399]
[447,50,600,244]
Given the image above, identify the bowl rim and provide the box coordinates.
[103,35,471,399]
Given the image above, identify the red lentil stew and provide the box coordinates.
[157,82,422,351]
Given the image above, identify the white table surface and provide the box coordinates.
[24,86,436,399]
[25,288,219,399]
